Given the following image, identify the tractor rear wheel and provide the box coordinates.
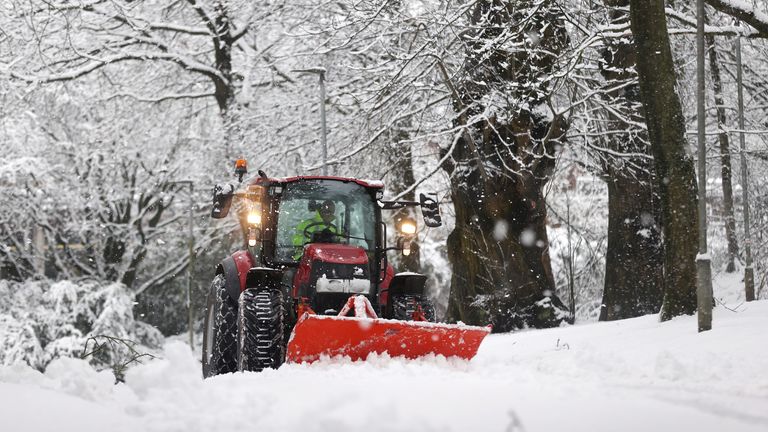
[237,288,285,372]
[202,274,238,378]
[391,294,436,322]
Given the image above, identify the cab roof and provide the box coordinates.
[252,175,384,189]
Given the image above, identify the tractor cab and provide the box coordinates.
[265,178,380,315]
[269,178,377,264]
[210,163,441,319]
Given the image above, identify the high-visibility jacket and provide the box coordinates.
[292,213,338,259]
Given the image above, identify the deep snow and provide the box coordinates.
[2,297,767,432]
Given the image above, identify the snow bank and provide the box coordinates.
[0,358,139,432]
[2,299,767,432]
[0,279,163,371]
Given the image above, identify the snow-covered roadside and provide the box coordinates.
[2,301,767,432]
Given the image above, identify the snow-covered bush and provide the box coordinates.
[0,279,163,373]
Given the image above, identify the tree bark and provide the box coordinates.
[706,32,739,272]
[445,0,570,331]
[389,131,421,273]
[599,1,664,321]
[210,0,243,159]
[629,0,699,320]
[601,176,664,319]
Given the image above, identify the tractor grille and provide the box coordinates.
[310,262,372,315]
[311,262,369,281]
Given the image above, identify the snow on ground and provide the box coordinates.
[2,300,767,432]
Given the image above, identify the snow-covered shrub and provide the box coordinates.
[0,279,163,373]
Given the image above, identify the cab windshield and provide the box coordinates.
[274,180,377,263]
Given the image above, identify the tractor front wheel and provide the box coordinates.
[202,274,238,378]
[237,288,286,372]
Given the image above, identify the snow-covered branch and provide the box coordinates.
[704,0,768,37]
[10,52,224,84]
[102,91,215,103]
[666,7,763,37]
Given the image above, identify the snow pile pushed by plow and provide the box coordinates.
[2,300,768,432]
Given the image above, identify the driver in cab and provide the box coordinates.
[292,199,339,259]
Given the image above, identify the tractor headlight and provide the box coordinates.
[247,211,261,225]
[398,220,417,235]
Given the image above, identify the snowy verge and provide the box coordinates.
[2,300,767,432]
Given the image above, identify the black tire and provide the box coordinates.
[280,271,298,346]
[391,294,437,322]
[237,288,285,372]
[202,274,238,378]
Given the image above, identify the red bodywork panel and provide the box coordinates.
[377,264,395,306]
[292,243,369,298]
[286,312,491,364]
[232,250,256,292]
[302,243,369,265]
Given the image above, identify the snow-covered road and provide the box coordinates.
[3,301,767,432]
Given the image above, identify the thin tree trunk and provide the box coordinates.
[209,0,242,159]
[706,33,739,272]
[629,0,699,320]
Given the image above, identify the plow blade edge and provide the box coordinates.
[286,314,491,364]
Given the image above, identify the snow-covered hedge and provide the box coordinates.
[0,279,163,373]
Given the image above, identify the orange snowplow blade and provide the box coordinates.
[286,313,491,364]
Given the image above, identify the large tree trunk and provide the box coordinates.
[601,176,664,319]
[629,0,699,320]
[599,1,664,321]
[706,32,739,272]
[445,0,570,331]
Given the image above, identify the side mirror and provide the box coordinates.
[211,183,235,218]
[419,193,442,228]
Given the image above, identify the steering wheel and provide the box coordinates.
[302,221,338,242]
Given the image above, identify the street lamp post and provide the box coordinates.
[293,68,328,175]
[735,36,756,301]
[696,0,713,332]
[169,180,196,349]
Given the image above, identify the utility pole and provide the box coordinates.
[169,180,196,349]
[696,0,713,332]
[292,68,329,175]
[735,36,756,302]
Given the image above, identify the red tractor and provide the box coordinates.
[202,162,489,377]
